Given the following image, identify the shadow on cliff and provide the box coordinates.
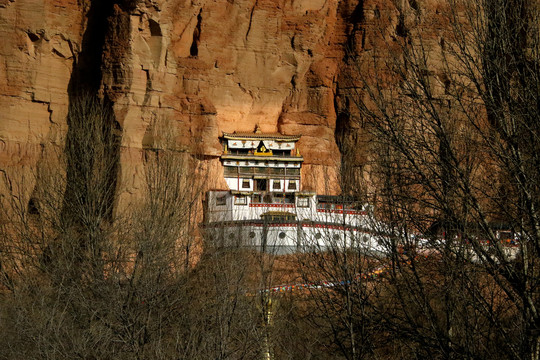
[61,0,136,245]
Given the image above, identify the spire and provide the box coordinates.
[254,124,262,134]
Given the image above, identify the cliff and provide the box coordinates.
[0,0,449,206]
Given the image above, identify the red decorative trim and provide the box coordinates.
[299,223,362,232]
[249,203,295,208]
[202,222,370,232]
[316,209,367,215]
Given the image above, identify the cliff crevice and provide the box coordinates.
[0,0,451,202]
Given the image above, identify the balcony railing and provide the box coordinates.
[224,167,300,177]
[223,149,301,157]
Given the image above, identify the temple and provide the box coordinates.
[203,127,383,254]
[221,126,302,199]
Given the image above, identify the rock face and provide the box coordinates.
[0,0,80,152]
[0,0,82,203]
[0,0,448,206]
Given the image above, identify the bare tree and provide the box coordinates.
[335,0,540,359]
[0,95,209,359]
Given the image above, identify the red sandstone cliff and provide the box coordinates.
[0,0,448,205]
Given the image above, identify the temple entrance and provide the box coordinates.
[256,179,267,191]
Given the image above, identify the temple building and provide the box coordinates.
[221,126,302,203]
[203,127,383,254]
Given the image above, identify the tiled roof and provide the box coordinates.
[222,132,301,141]
[221,154,303,161]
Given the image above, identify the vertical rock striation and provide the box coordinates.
[0,0,83,204]
[0,0,451,204]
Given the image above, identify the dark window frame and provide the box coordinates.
[216,195,227,206]
[234,196,247,205]
[297,197,309,208]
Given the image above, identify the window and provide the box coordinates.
[216,195,226,206]
[288,181,297,190]
[234,196,247,205]
[224,166,237,176]
[288,168,300,175]
[279,232,286,239]
[242,179,250,189]
[251,193,261,203]
[297,197,309,208]
[272,180,281,190]
[256,179,267,191]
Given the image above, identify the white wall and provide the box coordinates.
[270,179,283,191]
[285,179,298,192]
[204,222,386,254]
[206,191,374,231]
[225,177,253,191]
